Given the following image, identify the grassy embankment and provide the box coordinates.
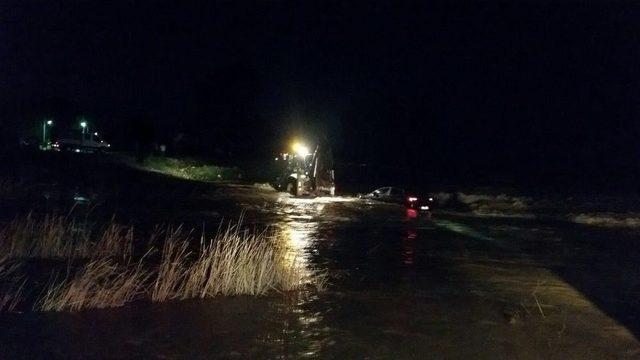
[140,156,242,181]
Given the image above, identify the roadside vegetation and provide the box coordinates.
[435,190,640,227]
[140,156,242,181]
[0,213,322,312]
[572,213,640,228]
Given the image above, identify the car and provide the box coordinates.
[360,186,436,213]
[53,131,110,153]
[403,190,435,213]
[359,187,406,203]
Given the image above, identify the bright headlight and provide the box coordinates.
[292,142,310,157]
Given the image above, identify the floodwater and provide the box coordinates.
[2,184,640,359]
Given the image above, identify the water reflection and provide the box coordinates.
[268,195,333,357]
[282,221,317,272]
[277,195,345,272]
[403,229,417,266]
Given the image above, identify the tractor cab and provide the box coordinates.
[272,141,335,197]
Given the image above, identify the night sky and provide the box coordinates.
[2,1,639,189]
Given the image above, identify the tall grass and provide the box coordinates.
[0,214,321,312]
[0,255,20,280]
[151,227,191,302]
[0,213,88,258]
[35,257,152,312]
[0,280,26,312]
[154,223,307,301]
[93,221,134,259]
[183,223,304,298]
[0,214,132,260]
[0,256,26,312]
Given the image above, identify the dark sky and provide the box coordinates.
[2,1,639,186]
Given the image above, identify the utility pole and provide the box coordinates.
[42,119,53,148]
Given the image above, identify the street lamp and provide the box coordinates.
[79,119,88,146]
[42,119,53,146]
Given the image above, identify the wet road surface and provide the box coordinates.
[2,184,640,359]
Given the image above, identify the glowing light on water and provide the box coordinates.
[278,195,326,275]
[403,229,417,265]
[433,219,494,241]
[278,194,356,204]
[286,226,309,257]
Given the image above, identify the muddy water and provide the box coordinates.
[2,186,640,358]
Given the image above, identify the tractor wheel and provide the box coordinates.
[286,180,298,196]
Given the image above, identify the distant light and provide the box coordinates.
[275,157,279,161]
[292,142,310,157]
[408,196,418,202]
[428,197,433,202]
[74,148,81,153]
[46,120,53,125]
[80,121,87,128]
[420,205,430,210]
[94,132,98,136]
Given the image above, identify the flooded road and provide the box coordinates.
[2,184,640,358]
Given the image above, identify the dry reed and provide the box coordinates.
[0,214,132,260]
[0,256,26,312]
[151,227,191,302]
[0,214,322,312]
[35,257,152,312]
